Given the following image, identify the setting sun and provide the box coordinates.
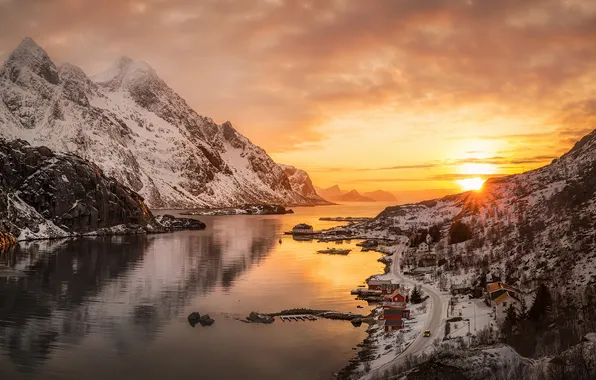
[456,177,485,191]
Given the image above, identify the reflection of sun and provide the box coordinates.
[456,177,485,191]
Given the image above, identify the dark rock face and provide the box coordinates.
[0,139,204,241]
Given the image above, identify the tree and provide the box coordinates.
[501,304,518,337]
[528,284,552,326]
[449,220,472,244]
[411,286,423,304]
[429,224,442,243]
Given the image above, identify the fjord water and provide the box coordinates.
[0,203,391,380]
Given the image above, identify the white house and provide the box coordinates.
[494,291,522,326]
[417,242,429,253]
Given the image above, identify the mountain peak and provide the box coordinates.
[2,37,59,85]
[92,56,156,87]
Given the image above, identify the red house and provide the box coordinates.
[379,308,411,332]
[385,289,407,305]
[367,278,400,295]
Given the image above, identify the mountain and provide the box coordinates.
[336,189,375,202]
[315,185,377,202]
[362,190,397,202]
[315,185,343,200]
[0,37,322,209]
[0,138,204,244]
[344,129,596,293]
[279,164,329,204]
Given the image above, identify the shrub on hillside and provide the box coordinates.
[449,220,472,244]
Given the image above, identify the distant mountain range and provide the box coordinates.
[0,37,328,209]
[315,185,397,202]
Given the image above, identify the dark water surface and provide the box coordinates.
[0,203,391,380]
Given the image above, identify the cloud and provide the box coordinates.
[0,0,594,159]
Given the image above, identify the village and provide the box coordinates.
[287,220,530,377]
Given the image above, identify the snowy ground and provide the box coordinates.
[445,296,494,340]
[360,300,431,372]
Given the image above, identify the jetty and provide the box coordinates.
[279,315,318,322]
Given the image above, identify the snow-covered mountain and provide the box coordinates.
[343,129,596,291]
[279,164,329,204]
[0,37,322,209]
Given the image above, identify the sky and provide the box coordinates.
[0,0,595,199]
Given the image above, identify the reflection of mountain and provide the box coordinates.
[0,217,279,374]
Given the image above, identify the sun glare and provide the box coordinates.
[456,177,485,191]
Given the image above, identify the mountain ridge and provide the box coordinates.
[0,37,326,209]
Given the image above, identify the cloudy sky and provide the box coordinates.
[1,0,595,197]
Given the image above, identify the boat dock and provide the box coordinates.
[279,315,318,322]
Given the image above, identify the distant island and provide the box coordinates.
[315,185,397,203]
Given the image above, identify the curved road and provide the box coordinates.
[367,245,446,377]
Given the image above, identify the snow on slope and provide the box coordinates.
[0,37,320,209]
[344,129,596,291]
[279,164,329,204]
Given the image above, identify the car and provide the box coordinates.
[423,330,431,337]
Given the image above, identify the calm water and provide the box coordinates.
[0,203,392,380]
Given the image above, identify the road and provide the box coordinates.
[367,245,446,377]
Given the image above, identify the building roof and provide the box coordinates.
[487,282,518,294]
[368,278,400,286]
[384,319,404,327]
[383,309,406,317]
[494,291,521,305]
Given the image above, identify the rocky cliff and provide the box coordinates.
[279,164,329,204]
[0,38,322,209]
[0,138,203,242]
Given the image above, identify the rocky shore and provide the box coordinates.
[179,204,293,216]
[0,139,206,247]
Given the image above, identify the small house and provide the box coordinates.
[384,289,406,304]
[485,282,519,307]
[494,291,522,325]
[292,223,313,235]
[417,242,429,253]
[367,278,400,295]
[417,253,437,267]
[379,307,411,332]
[383,319,404,332]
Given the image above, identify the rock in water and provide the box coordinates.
[247,312,275,324]
[351,318,363,327]
[199,315,215,326]
[187,312,202,327]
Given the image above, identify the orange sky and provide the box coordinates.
[1,0,595,197]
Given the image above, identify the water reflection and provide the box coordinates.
[0,206,387,380]
[0,217,280,375]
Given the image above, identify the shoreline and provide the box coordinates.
[334,247,394,379]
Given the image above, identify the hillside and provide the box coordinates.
[0,38,325,209]
[0,139,204,243]
[363,190,397,202]
[279,164,330,204]
[346,129,596,293]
